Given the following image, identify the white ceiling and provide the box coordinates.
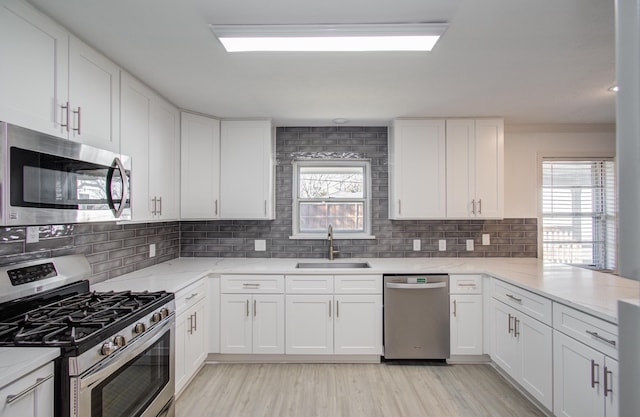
[27,0,616,126]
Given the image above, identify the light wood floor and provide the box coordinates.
[176,363,546,417]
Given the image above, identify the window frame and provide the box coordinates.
[539,156,617,271]
[290,159,374,239]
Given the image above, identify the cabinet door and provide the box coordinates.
[68,36,120,152]
[149,99,179,220]
[252,295,285,354]
[0,362,54,417]
[181,113,221,219]
[603,357,618,417]
[186,299,207,376]
[388,119,446,219]
[174,310,188,393]
[120,72,151,221]
[220,120,274,219]
[0,0,68,138]
[285,295,333,355]
[474,119,504,218]
[518,312,553,410]
[450,294,483,355]
[491,300,519,379]
[553,330,605,417]
[446,119,474,218]
[220,295,252,354]
[334,295,382,355]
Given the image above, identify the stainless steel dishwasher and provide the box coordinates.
[383,274,450,359]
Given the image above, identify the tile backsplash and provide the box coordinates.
[0,222,179,281]
[0,126,538,281]
[180,126,538,259]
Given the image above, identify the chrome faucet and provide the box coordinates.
[328,224,339,260]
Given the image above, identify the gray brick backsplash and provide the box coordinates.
[179,126,537,260]
[0,127,537,280]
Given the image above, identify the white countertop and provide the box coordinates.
[0,347,59,389]
[92,257,640,324]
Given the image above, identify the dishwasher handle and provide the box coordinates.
[385,282,447,289]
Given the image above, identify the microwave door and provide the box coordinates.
[106,157,129,219]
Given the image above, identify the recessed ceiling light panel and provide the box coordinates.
[209,23,448,52]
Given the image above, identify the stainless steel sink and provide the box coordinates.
[295,262,371,269]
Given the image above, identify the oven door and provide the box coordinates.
[73,318,175,417]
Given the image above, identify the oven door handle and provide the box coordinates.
[106,157,129,219]
[79,316,173,390]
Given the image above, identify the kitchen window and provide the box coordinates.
[541,159,616,271]
[291,160,373,239]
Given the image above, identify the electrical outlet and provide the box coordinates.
[413,239,421,251]
[466,239,474,251]
[482,234,491,245]
[255,240,266,251]
[438,240,446,251]
[149,243,156,258]
[26,227,39,244]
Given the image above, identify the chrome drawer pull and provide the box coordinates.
[185,293,198,301]
[457,283,477,287]
[242,283,261,287]
[6,374,54,404]
[453,300,457,317]
[586,330,616,347]
[506,294,522,303]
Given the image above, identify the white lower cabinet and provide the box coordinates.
[285,295,333,355]
[175,280,208,395]
[450,294,483,355]
[220,294,285,354]
[491,299,553,410]
[0,362,54,417]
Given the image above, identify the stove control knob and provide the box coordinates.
[134,322,146,334]
[160,308,170,319]
[114,335,126,347]
[151,312,162,323]
[101,342,116,356]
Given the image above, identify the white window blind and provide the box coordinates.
[542,159,616,270]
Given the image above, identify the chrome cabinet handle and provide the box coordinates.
[506,294,523,303]
[242,283,261,288]
[586,330,616,347]
[187,315,193,335]
[60,102,70,132]
[246,300,249,317]
[514,318,520,337]
[264,200,267,216]
[478,199,482,214]
[604,366,613,397]
[336,300,339,318]
[398,200,402,215]
[329,301,332,318]
[471,199,476,215]
[253,299,257,317]
[185,293,198,301]
[591,360,600,388]
[158,196,162,216]
[193,311,197,332]
[215,200,218,216]
[151,197,157,215]
[508,313,514,334]
[457,283,477,287]
[453,300,457,317]
[6,374,54,404]
[72,107,81,135]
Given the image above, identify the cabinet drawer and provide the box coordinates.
[0,362,54,414]
[221,275,284,294]
[285,275,333,294]
[553,302,618,359]
[334,275,382,294]
[492,279,552,325]
[450,275,483,294]
[175,279,207,314]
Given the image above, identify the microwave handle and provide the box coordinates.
[106,157,128,219]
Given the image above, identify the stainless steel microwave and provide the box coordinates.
[0,122,131,225]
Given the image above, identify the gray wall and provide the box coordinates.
[180,126,538,259]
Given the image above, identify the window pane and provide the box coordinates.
[299,202,364,232]
[542,160,616,270]
[299,167,363,198]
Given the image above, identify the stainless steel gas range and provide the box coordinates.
[0,255,175,417]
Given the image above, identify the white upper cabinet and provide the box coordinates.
[120,72,179,221]
[0,0,120,152]
[446,119,504,219]
[388,119,446,219]
[0,0,68,137]
[68,36,120,153]
[220,120,275,219]
[180,112,221,219]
